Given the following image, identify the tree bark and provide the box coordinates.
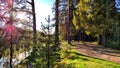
[102,0,109,47]
[10,41,13,68]
[31,0,37,46]
[55,0,59,49]
[98,34,102,45]
[67,0,70,43]
[102,31,106,47]
[10,35,13,68]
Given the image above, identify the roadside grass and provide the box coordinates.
[57,41,120,68]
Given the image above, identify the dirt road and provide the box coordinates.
[72,42,120,64]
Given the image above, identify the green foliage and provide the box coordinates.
[27,45,47,68]
[16,30,60,68]
[18,43,61,68]
[72,0,120,49]
[106,41,120,50]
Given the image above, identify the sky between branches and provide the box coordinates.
[35,0,55,31]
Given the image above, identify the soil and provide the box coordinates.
[72,42,120,64]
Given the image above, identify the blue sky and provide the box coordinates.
[39,0,54,6]
[35,0,55,31]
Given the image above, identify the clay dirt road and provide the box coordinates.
[72,42,120,64]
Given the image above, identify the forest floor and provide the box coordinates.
[71,42,120,64]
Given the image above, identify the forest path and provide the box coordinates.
[72,42,120,64]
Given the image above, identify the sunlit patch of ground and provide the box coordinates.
[57,41,120,68]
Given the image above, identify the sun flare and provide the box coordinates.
[16,12,26,20]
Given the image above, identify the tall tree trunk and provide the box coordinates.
[67,0,70,43]
[55,0,59,49]
[102,0,109,47]
[10,34,13,68]
[102,31,106,47]
[31,0,37,47]
[98,34,102,45]
[10,3,14,68]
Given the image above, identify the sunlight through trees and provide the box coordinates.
[0,0,120,68]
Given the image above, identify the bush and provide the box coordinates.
[106,41,120,50]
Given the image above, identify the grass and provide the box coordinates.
[57,41,120,68]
